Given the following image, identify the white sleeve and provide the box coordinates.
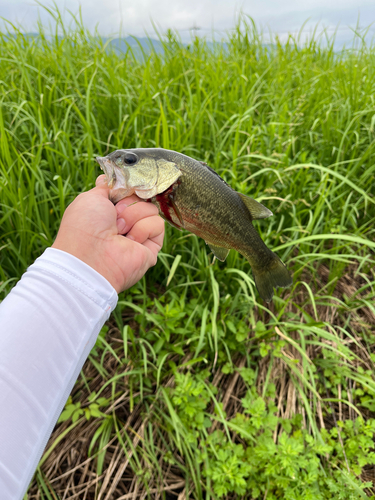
[0,248,118,500]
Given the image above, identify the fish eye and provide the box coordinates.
[123,152,138,165]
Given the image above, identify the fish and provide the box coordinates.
[95,148,292,302]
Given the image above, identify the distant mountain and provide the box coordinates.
[4,32,172,56]
[4,32,261,57]
[103,36,165,55]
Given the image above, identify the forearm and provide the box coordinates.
[0,248,118,499]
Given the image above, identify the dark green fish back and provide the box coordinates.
[107,148,292,301]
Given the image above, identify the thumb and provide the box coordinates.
[85,175,111,199]
[94,175,110,195]
[95,174,108,187]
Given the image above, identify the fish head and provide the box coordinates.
[95,149,182,204]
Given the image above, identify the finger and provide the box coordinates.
[115,194,143,213]
[89,175,110,198]
[117,218,127,233]
[115,238,159,279]
[122,230,163,255]
[116,201,159,235]
[125,215,165,245]
[95,174,108,187]
[148,230,164,249]
[73,175,109,199]
[142,239,164,258]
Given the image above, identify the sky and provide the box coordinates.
[1,0,375,46]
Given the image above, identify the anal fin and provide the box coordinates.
[207,243,230,262]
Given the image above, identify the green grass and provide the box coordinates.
[1,8,375,499]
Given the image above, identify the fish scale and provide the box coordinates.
[96,148,292,302]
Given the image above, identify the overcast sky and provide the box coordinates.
[1,0,375,46]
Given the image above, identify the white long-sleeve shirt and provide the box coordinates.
[0,248,118,500]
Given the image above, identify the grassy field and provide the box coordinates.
[1,10,375,499]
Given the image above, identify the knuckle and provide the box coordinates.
[138,202,158,215]
[156,216,165,232]
[151,254,158,267]
[151,204,159,215]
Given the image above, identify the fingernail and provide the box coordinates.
[127,234,135,241]
[117,218,126,233]
[116,203,126,215]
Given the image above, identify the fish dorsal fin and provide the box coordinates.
[207,243,230,262]
[199,162,231,188]
[238,193,273,220]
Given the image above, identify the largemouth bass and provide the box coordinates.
[96,148,292,302]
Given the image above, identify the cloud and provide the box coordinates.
[0,0,374,46]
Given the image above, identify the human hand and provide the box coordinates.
[52,175,165,293]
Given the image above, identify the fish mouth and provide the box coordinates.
[95,156,134,203]
[96,156,117,188]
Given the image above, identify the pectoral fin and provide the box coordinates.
[160,211,183,230]
[170,198,185,228]
[207,243,230,261]
[238,193,273,220]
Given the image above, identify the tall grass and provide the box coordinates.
[1,8,375,499]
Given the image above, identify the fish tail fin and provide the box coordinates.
[251,253,293,303]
